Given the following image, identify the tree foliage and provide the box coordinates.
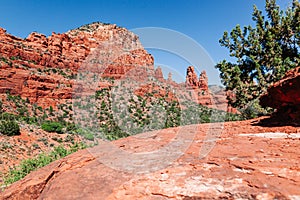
[216,0,300,109]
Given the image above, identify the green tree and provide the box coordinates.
[216,0,300,109]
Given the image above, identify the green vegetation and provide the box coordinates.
[73,83,243,141]
[75,128,95,141]
[0,101,20,136]
[3,142,87,186]
[216,0,300,112]
[0,58,244,140]
[0,120,20,136]
[41,121,64,134]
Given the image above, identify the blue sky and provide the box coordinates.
[0,0,291,85]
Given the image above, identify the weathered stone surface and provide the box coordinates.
[260,66,300,121]
[1,118,299,199]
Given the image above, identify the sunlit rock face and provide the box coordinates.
[0,23,153,108]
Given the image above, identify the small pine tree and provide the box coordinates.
[216,0,300,109]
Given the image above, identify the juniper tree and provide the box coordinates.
[216,0,300,109]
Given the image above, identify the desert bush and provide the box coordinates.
[75,128,95,141]
[0,120,20,136]
[41,121,64,134]
[0,112,17,121]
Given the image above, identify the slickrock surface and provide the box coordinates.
[260,66,300,122]
[1,118,299,199]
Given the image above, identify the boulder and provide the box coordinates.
[260,67,300,121]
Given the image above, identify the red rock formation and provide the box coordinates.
[185,66,198,89]
[154,66,164,82]
[184,68,209,92]
[167,72,172,82]
[0,23,232,112]
[260,66,300,121]
[0,23,154,108]
[198,70,208,91]
[1,119,299,199]
[183,66,213,107]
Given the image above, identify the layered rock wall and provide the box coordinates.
[0,23,154,107]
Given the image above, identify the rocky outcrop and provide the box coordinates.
[183,66,215,107]
[260,66,300,121]
[184,66,209,94]
[0,23,154,108]
[198,70,208,91]
[185,66,199,89]
[154,66,164,82]
[167,72,172,82]
[1,118,299,199]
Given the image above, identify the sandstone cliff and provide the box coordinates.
[0,22,154,108]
